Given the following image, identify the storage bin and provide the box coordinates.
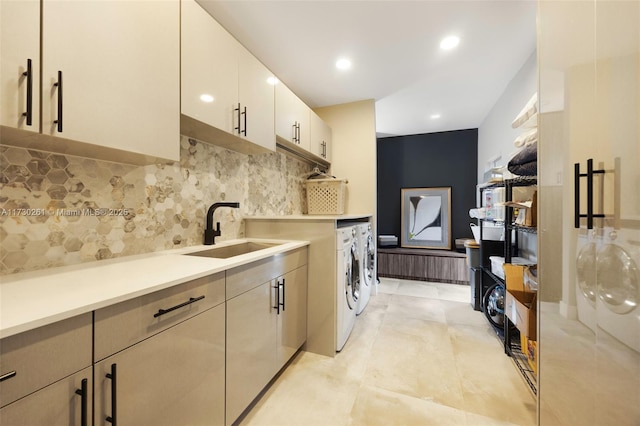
[306,178,347,215]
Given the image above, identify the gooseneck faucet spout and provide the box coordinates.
[204,202,240,245]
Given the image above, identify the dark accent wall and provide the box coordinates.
[377,129,478,250]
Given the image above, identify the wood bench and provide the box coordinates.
[377,247,469,284]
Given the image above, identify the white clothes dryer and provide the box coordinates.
[356,223,375,315]
[595,227,640,353]
[336,226,360,351]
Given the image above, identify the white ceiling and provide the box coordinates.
[196,0,537,138]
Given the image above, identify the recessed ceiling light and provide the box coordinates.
[267,76,279,85]
[200,94,214,103]
[440,35,460,50]
[430,114,441,119]
[336,58,352,70]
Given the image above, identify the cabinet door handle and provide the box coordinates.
[280,278,285,312]
[242,106,247,136]
[574,159,606,229]
[296,123,301,144]
[53,71,63,132]
[75,378,88,426]
[22,59,33,126]
[234,103,241,135]
[0,371,17,382]
[292,122,298,143]
[272,281,280,315]
[105,363,117,425]
[153,295,205,318]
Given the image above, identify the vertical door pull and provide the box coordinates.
[22,59,33,125]
[75,378,88,426]
[280,278,286,312]
[53,71,63,132]
[296,123,301,144]
[292,122,298,143]
[272,281,280,315]
[234,103,241,135]
[574,158,606,229]
[241,106,247,136]
[105,363,117,425]
[321,141,327,158]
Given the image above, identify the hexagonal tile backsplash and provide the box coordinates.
[0,136,310,275]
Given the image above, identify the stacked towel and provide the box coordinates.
[509,93,538,176]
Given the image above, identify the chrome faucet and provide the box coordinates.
[204,202,240,245]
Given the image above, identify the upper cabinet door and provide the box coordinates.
[309,110,332,162]
[41,0,180,162]
[237,48,276,151]
[0,0,40,133]
[275,82,310,150]
[181,0,238,135]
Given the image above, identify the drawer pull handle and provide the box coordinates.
[153,295,205,318]
[75,378,88,426]
[53,70,63,132]
[106,363,117,425]
[22,59,33,125]
[0,371,16,382]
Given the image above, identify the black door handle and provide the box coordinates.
[153,295,205,318]
[234,103,241,135]
[106,363,117,425]
[53,71,63,132]
[22,59,33,126]
[575,158,606,229]
[75,378,88,426]
[242,106,247,136]
[272,281,280,315]
[280,278,285,312]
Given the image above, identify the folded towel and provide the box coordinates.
[508,142,537,176]
[513,128,538,148]
[512,93,538,129]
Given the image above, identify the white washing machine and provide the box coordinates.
[595,227,640,353]
[336,226,360,351]
[576,228,600,332]
[356,223,375,315]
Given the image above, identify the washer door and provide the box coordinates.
[363,234,375,287]
[577,241,597,306]
[596,243,639,314]
[348,241,360,309]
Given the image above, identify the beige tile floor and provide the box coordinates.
[239,277,537,426]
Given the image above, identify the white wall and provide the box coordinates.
[477,51,537,184]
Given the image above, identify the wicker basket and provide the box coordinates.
[305,178,347,215]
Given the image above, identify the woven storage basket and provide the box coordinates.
[306,178,347,215]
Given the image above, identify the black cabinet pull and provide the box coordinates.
[272,281,280,315]
[296,123,301,144]
[574,158,606,229]
[241,106,247,136]
[22,59,33,125]
[292,122,298,143]
[75,378,88,426]
[280,278,285,312]
[153,295,205,318]
[234,103,241,135]
[53,71,63,132]
[0,371,16,382]
[105,363,117,425]
[321,141,327,158]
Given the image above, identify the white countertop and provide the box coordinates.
[245,214,372,221]
[0,238,308,339]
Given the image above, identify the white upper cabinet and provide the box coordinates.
[181,0,238,136]
[0,0,40,134]
[41,0,180,163]
[275,82,310,151]
[309,110,332,162]
[181,0,275,154]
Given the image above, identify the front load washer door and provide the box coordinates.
[597,243,639,314]
[364,234,375,286]
[349,241,360,308]
[577,241,598,306]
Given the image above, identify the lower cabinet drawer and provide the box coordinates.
[0,313,92,408]
[0,367,92,426]
[94,272,225,361]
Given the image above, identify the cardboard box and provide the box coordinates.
[505,289,537,340]
[505,190,537,227]
[526,338,538,375]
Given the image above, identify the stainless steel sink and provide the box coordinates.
[184,242,281,259]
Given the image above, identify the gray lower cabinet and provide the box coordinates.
[226,256,308,425]
[94,304,225,426]
[0,367,92,426]
[0,314,92,426]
